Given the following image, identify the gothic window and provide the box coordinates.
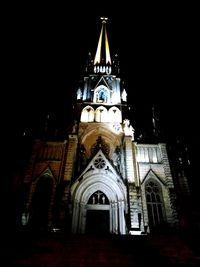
[137,146,161,163]
[97,90,107,102]
[93,86,110,104]
[80,106,94,122]
[88,191,109,205]
[95,106,108,122]
[145,180,164,229]
[108,107,122,122]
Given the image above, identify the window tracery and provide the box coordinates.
[145,180,164,227]
[88,191,109,205]
[94,156,106,169]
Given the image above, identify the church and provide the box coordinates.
[21,17,188,235]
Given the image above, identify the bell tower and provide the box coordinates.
[77,17,125,115]
[70,17,136,234]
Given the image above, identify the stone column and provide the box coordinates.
[112,202,118,234]
[63,135,78,182]
[124,136,135,183]
[109,207,113,233]
[78,203,86,233]
[159,143,178,225]
[159,143,173,187]
[72,201,79,233]
[132,142,139,186]
[129,186,140,229]
[119,201,126,234]
[131,208,139,228]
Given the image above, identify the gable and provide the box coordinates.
[32,166,57,184]
[77,149,121,182]
[94,76,110,90]
[141,169,166,186]
[71,149,127,204]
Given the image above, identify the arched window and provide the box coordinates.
[93,86,110,104]
[80,106,94,122]
[95,106,108,122]
[97,90,107,102]
[88,191,109,205]
[108,107,122,122]
[145,180,164,229]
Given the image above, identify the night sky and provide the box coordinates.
[5,3,199,191]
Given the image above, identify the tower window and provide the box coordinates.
[95,106,108,122]
[80,106,95,122]
[108,107,122,122]
[97,89,108,103]
[93,85,110,104]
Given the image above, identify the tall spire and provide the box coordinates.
[94,17,111,66]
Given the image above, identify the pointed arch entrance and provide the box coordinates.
[86,191,110,234]
[31,176,53,230]
[71,173,127,234]
[25,168,57,230]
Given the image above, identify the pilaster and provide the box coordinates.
[63,134,78,181]
[124,136,135,183]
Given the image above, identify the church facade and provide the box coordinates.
[21,18,181,235]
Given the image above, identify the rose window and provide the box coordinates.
[94,157,106,169]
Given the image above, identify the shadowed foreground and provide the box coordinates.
[7,230,200,266]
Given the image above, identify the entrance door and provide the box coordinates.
[86,210,110,234]
[31,177,53,230]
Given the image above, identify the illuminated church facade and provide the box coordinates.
[21,18,182,235]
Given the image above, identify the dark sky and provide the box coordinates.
[3,2,199,207]
[5,3,199,155]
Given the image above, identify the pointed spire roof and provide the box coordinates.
[94,17,111,65]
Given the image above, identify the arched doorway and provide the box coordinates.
[86,191,110,234]
[71,175,127,234]
[31,176,53,230]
